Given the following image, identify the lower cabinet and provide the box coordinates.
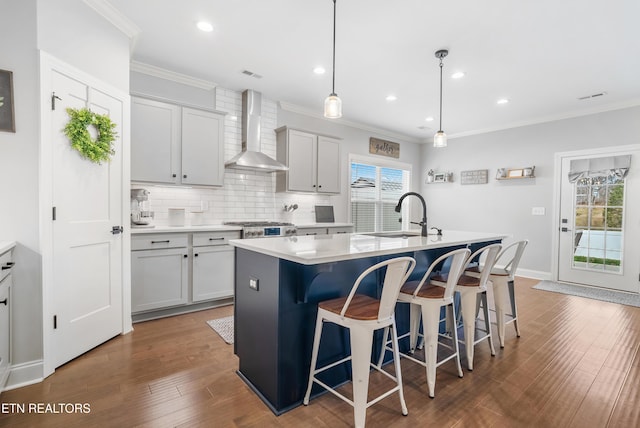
[192,246,234,302]
[131,231,239,317]
[131,247,189,312]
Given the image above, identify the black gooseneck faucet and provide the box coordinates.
[395,192,428,237]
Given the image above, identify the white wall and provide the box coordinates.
[0,0,42,369]
[421,106,640,276]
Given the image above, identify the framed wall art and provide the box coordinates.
[0,69,15,133]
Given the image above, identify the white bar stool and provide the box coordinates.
[467,240,528,347]
[378,248,471,398]
[434,244,501,370]
[303,256,416,428]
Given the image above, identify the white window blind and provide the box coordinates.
[350,161,410,233]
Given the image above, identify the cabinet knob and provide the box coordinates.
[183,254,188,258]
[183,174,187,179]
[194,253,199,257]
[312,184,316,188]
[318,185,322,188]
[0,298,7,305]
[172,173,177,178]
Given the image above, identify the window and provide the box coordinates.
[573,175,624,272]
[350,159,411,233]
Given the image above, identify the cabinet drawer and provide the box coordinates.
[0,250,13,283]
[298,227,327,236]
[193,231,241,247]
[132,233,188,251]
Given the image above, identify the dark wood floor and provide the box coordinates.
[2,277,639,427]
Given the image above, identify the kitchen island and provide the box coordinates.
[229,230,506,414]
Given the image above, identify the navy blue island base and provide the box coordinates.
[233,237,501,415]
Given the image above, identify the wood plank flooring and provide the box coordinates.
[2,277,639,427]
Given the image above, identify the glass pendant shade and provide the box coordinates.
[433,130,447,147]
[324,94,342,119]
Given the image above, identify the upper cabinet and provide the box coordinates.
[275,127,341,193]
[131,97,225,187]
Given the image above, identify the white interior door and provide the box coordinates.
[558,147,640,292]
[49,69,124,368]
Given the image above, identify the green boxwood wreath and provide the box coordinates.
[63,107,117,164]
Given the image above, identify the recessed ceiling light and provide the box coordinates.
[497,98,509,105]
[425,116,435,122]
[196,21,213,32]
[313,66,326,75]
[385,95,397,102]
[451,71,465,79]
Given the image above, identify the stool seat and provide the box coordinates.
[320,294,379,320]
[433,273,480,287]
[400,280,445,298]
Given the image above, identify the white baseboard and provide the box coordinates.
[517,268,551,281]
[4,360,44,391]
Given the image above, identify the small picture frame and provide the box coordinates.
[507,168,524,178]
[0,69,15,133]
[433,172,447,183]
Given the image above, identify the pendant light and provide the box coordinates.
[433,49,448,147]
[324,0,342,118]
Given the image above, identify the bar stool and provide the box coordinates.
[433,244,501,371]
[467,240,528,347]
[303,256,416,428]
[378,248,471,398]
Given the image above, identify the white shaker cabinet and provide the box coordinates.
[131,234,189,313]
[192,231,238,302]
[131,97,225,186]
[131,97,180,184]
[276,127,341,194]
[181,107,225,186]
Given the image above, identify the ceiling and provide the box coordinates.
[108,0,640,143]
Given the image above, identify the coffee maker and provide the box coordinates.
[131,188,154,227]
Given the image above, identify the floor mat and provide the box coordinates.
[533,280,640,308]
[206,316,234,344]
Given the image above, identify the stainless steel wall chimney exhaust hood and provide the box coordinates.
[224,90,288,172]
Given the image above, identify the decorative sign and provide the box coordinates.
[460,169,488,185]
[369,137,399,158]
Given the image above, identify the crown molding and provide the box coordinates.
[130,61,217,90]
[82,0,141,39]
[278,101,422,144]
[448,98,640,140]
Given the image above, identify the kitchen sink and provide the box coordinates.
[362,231,422,238]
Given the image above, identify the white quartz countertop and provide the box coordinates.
[295,223,353,229]
[131,225,242,234]
[0,241,16,254]
[229,230,508,265]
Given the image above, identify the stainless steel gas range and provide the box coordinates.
[224,221,297,239]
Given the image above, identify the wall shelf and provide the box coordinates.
[496,166,535,180]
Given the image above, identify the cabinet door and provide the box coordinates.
[317,136,341,193]
[192,246,234,302]
[0,276,11,388]
[287,130,317,192]
[131,97,180,184]
[181,108,225,186]
[131,248,188,313]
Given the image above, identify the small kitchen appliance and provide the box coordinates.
[224,221,297,239]
[131,188,154,227]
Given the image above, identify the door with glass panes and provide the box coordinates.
[558,148,640,292]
